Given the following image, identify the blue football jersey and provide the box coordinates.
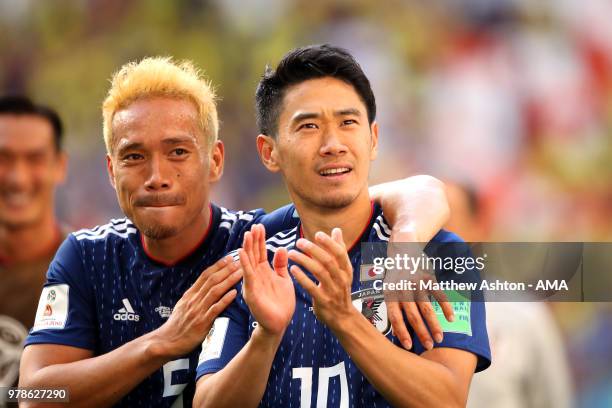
[196,203,491,408]
[24,203,297,408]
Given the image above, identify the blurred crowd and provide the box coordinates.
[1,0,610,406]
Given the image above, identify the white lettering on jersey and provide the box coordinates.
[113,298,140,322]
[162,358,189,398]
[292,362,349,408]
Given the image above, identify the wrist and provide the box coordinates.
[392,217,417,234]
[145,328,180,362]
[391,222,427,244]
[327,307,362,335]
[250,326,285,355]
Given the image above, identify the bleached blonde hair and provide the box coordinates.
[102,56,218,153]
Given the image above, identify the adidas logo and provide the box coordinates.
[113,298,140,322]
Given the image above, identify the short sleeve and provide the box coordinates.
[196,282,250,380]
[223,204,298,252]
[411,230,492,372]
[24,235,97,351]
[410,299,491,372]
[258,204,299,237]
[222,209,268,252]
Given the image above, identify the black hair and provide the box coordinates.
[0,95,64,151]
[255,44,376,137]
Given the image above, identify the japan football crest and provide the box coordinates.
[351,289,391,335]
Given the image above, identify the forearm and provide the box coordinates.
[194,327,282,408]
[369,175,449,242]
[20,331,171,408]
[333,312,464,408]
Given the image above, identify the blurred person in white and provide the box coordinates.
[0,95,68,401]
[445,182,574,408]
[421,28,523,191]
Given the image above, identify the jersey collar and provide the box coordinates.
[138,203,219,267]
[297,200,377,254]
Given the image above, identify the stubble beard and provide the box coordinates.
[296,184,359,210]
[140,223,180,240]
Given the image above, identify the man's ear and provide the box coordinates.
[370,121,379,161]
[106,154,117,190]
[208,140,225,183]
[256,134,281,173]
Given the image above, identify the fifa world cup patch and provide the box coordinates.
[32,284,69,331]
[432,290,472,336]
[351,289,391,335]
[198,317,230,364]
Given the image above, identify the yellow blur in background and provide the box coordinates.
[1,1,610,407]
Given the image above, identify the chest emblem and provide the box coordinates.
[155,306,173,319]
[351,289,391,335]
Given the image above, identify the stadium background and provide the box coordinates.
[1,0,610,406]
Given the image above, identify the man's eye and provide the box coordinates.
[123,153,143,161]
[171,148,188,156]
[342,119,357,126]
[298,123,318,130]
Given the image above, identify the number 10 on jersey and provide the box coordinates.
[292,362,349,408]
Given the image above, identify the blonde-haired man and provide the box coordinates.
[19,56,451,407]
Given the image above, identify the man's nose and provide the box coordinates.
[319,127,348,156]
[144,156,172,191]
[4,158,31,190]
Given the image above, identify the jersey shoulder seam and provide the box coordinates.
[72,218,136,241]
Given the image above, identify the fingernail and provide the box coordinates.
[448,315,455,322]
[435,334,443,343]
[424,340,433,350]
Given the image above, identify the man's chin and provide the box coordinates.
[313,193,357,209]
[130,213,181,240]
[139,223,180,240]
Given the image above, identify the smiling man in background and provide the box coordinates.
[0,96,67,398]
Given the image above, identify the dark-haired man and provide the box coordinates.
[0,95,67,395]
[194,45,490,407]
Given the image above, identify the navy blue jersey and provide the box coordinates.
[197,203,491,408]
[25,203,296,408]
